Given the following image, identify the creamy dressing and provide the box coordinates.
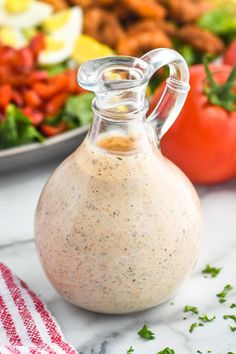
[35,137,202,314]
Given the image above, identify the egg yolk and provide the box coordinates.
[45,37,64,51]
[43,10,70,33]
[5,0,32,13]
[0,26,16,46]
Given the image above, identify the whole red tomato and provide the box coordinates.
[224,40,236,66]
[149,64,236,184]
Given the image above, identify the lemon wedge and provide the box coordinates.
[5,0,32,13]
[43,9,71,33]
[72,34,114,64]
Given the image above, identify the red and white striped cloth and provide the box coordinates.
[0,262,78,354]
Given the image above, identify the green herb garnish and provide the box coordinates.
[137,324,155,340]
[198,314,216,322]
[223,314,236,323]
[230,304,236,308]
[217,284,233,303]
[196,351,203,354]
[189,323,198,333]
[229,325,236,332]
[202,264,222,278]
[126,346,134,353]
[156,348,175,354]
[184,305,199,315]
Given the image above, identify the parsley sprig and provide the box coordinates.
[198,314,216,322]
[217,284,233,303]
[223,314,236,323]
[189,322,204,333]
[157,348,175,354]
[126,346,134,353]
[202,264,222,278]
[183,305,199,315]
[137,324,155,340]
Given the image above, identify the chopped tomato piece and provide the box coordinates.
[66,69,87,95]
[14,48,34,72]
[23,107,44,126]
[29,33,45,59]
[40,122,68,137]
[33,74,69,98]
[12,90,23,107]
[23,90,41,108]
[29,70,48,82]
[0,84,12,110]
[45,91,68,115]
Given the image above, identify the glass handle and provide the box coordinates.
[141,49,190,140]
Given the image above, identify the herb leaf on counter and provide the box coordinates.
[229,325,236,332]
[156,348,175,354]
[137,324,155,340]
[126,346,134,353]
[183,305,199,315]
[231,304,236,309]
[202,264,222,278]
[198,314,216,322]
[223,314,236,323]
[189,322,198,333]
[217,284,233,303]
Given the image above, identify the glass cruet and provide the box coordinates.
[35,48,202,314]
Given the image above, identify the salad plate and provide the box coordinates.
[0,125,89,173]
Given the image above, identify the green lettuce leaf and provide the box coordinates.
[0,104,44,149]
[64,93,94,127]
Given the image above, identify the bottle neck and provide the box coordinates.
[88,102,155,155]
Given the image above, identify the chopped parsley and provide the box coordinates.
[183,305,199,315]
[189,322,204,333]
[230,304,236,308]
[202,264,222,278]
[196,351,203,354]
[126,346,134,353]
[156,348,175,354]
[229,325,236,332]
[217,284,233,303]
[198,314,216,322]
[137,324,155,340]
[189,322,198,333]
[223,314,236,323]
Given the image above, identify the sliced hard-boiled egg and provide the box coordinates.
[0,26,26,47]
[38,6,83,65]
[5,0,32,13]
[72,34,115,64]
[0,0,53,28]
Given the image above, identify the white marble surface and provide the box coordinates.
[0,159,236,354]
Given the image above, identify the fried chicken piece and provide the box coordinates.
[41,0,68,10]
[122,0,166,20]
[68,0,93,7]
[127,19,176,36]
[116,30,172,56]
[68,0,116,8]
[177,25,224,54]
[158,0,210,23]
[84,8,124,48]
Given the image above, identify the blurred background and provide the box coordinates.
[0,0,235,184]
